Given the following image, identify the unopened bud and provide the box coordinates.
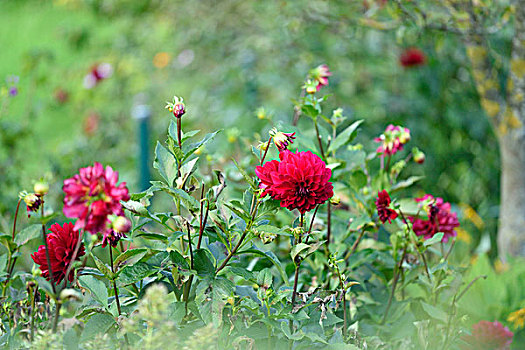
[303,79,317,94]
[165,96,186,118]
[330,195,341,205]
[413,148,425,164]
[34,181,49,196]
[112,216,131,233]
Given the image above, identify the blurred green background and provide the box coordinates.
[0,0,498,255]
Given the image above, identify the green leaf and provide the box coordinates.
[78,275,108,309]
[328,120,363,154]
[14,224,41,246]
[421,301,448,323]
[35,276,56,298]
[391,176,424,192]
[118,262,156,285]
[122,200,150,217]
[165,187,199,210]
[183,130,221,161]
[114,248,148,268]
[232,158,257,190]
[397,198,421,217]
[154,141,178,186]
[80,314,115,342]
[169,250,190,270]
[291,243,310,261]
[0,254,7,274]
[226,266,256,282]
[90,254,114,280]
[193,249,215,277]
[238,248,288,285]
[423,232,445,246]
[135,232,168,243]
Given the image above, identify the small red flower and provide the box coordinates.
[409,194,459,242]
[461,320,513,350]
[400,48,426,68]
[63,162,130,237]
[310,64,332,91]
[31,222,85,284]
[375,124,411,156]
[376,190,398,224]
[83,63,113,89]
[255,150,333,214]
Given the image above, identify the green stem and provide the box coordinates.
[381,244,408,325]
[40,201,57,296]
[2,199,22,295]
[109,246,122,316]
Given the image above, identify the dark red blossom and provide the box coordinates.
[409,194,459,242]
[375,190,398,224]
[400,48,426,68]
[31,222,85,284]
[461,320,513,350]
[255,150,333,214]
[63,162,130,237]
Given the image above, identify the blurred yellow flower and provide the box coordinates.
[153,52,171,69]
[456,228,472,244]
[461,204,484,229]
[494,259,509,273]
[508,308,525,329]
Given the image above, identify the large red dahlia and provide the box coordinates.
[409,194,459,242]
[461,320,513,350]
[63,162,130,235]
[31,222,85,284]
[255,150,333,213]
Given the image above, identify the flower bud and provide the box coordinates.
[330,195,341,205]
[413,148,425,164]
[23,193,42,215]
[256,107,267,120]
[165,96,186,118]
[303,79,318,94]
[112,216,131,233]
[269,128,296,152]
[34,180,49,196]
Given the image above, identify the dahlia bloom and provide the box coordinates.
[23,193,42,217]
[409,194,459,242]
[102,216,132,248]
[83,63,113,89]
[255,150,333,214]
[400,48,426,68]
[270,128,296,152]
[310,64,332,91]
[461,320,513,350]
[375,124,411,156]
[63,162,130,237]
[31,222,85,284]
[376,190,398,224]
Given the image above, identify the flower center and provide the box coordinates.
[295,183,310,197]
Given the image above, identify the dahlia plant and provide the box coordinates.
[0,68,513,349]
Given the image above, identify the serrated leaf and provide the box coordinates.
[183,130,221,161]
[154,141,178,186]
[169,250,189,270]
[118,262,157,285]
[328,120,363,154]
[122,200,150,217]
[291,243,310,261]
[114,248,148,268]
[238,248,288,285]
[164,187,199,210]
[14,224,41,246]
[78,275,108,309]
[391,176,424,191]
[193,249,215,277]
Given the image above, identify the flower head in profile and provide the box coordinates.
[375,190,398,224]
[400,48,426,68]
[375,124,411,156]
[409,194,459,242]
[255,150,333,214]
[102,215,132,248]
[269,128,296,152]
[31,222,85,284]
[83,63,113,89]
[461,320,513,350]
[63,162,130,238]
[165,96,186,118]
[310,64,332,91]
[22,192,42,217]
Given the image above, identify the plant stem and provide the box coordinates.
[183,222,194,305]
[398,210,431,280]
[2,199,22,295]
[304,205,320,244]
[344,227,366,260]
[260,137,273,165]
[326,201,331,248]
[292,89,305,126]
[381,244,408,325]
[52,302,61,333]
[197,184,209,250]
[177,116,182,148]
[40,201,57,296]
[109,246,122,316]
[314,121,326,160]
[291,213,305,308]
[216,198,261,273]
[29,283,36,342]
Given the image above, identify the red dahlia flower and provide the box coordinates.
[400,48,426,68]
[409,194,459,242]
[63,162,130,236]
[375,124,411,156]
[376,190,398,224]
[255,150,333,213]
[31,222,85,284]
[461,320,513,350]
